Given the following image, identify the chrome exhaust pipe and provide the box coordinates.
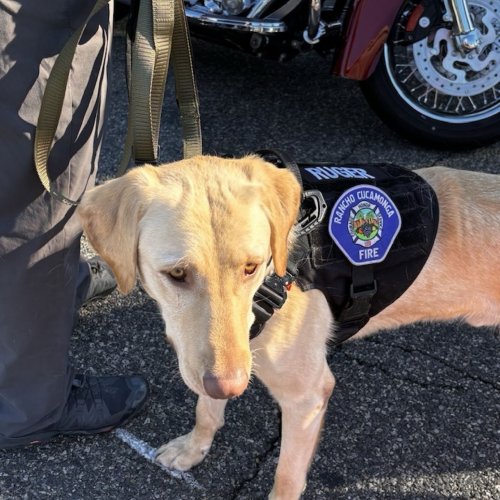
[185,6,287,33]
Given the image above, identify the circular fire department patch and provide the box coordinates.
[328,185,401,266]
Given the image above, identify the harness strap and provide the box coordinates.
[334,265,377,343]
[255,149,303,191]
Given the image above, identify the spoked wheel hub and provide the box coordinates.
[387,0,500,122]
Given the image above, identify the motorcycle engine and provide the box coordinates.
[199,0,258,16]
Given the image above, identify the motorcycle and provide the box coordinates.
[182,0,500,148]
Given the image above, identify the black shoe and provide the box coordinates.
[0,374,148,449]
[82,257,117,306]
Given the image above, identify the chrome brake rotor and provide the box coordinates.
[388,0,500,120]
[413,1,500,96]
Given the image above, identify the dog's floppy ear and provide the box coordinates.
[261,163,302,276]
[78,167,157,294]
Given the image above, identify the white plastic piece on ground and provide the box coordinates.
[113,428,204,490]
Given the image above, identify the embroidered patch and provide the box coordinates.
[328,185,401,266]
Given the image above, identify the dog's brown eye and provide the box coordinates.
[169,267,187,282]
[244,263,257,276]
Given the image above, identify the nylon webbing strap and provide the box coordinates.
[118,0,202,174]
[119,0,174,171]
[35,0,203,204]
[34,0,111,206]
[172,0,202,159]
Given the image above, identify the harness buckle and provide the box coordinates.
[250,272,295,339]
[350,280,378,300]
[254,274,289,310]
[295,190,328,236]
[336,280,378,325]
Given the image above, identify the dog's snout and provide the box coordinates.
[202,369,249,399]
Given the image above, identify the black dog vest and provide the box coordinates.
[251,153,440,345]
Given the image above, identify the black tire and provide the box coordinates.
[360,1,500,150]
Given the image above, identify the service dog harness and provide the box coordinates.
[251,151,440,345]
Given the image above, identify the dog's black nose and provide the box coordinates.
[202,370,248,399]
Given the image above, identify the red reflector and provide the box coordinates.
[406,3,425,32]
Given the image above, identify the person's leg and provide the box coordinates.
[0,0,145,446]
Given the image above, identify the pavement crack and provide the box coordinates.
[230,423,281,499]
[365,337,500,391]
[338,349,467,392]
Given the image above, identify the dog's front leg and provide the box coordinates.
[156,395,227,470]
[257,357,335,500]
[252,289,335,499]
[272,362,334,500]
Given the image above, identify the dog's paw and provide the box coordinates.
[155,431,211,471]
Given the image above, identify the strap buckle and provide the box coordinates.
[350,280,378,300]
[250,272,295,339]
[254,274,289,310]
[337,280,378,324]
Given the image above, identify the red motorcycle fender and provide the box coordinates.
[332,0,404,80]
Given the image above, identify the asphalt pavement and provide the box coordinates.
[1,34,499,500]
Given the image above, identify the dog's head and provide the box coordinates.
[78,155,301,399]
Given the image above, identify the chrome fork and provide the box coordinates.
[444,0,481,52]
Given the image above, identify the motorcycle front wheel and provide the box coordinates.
[361,0,500,149]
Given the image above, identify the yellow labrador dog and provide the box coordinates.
[78,156,499,499]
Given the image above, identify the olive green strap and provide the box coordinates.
[119,0,174,172]
[34,0,111,206]
[35,0,203,204]
[172,0,202,159]
[118,0,202,174]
